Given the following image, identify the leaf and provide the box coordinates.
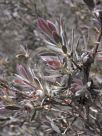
[51,121,61,134]
[37,18,52,36]
[16,64,33,81]
[70,79,83,93]
[96,75,102,84]
[47,60,61,70]
[13,79,25,85]
[0,107,10,115]
[14,74,34,88]
[44,39,57,46]
[46,116,61,134]
[31,110,36,121]
[73,78,83,85]
[97,50,102,54]
[47,45,63,53]
[15,65,42,90]
[5,105,21,110]
[47,20,56,32]
[83,0,95,10]
[0,78,9,89]
[52,31,62,44]
[41,75,61,83]
[96,51,102,62]
[0,116,10,121]
[41,56,62,70]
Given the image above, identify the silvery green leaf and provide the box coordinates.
[51,121,61,134]
[47,45,63,53]
[44,39,56,46]
[96,75,102,84]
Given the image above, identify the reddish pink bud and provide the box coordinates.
[46,60,61,70]
[47,20,56,32]
[37,18,52,36]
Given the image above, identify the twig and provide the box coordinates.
[93,26,102,58]
[71,59,82,70]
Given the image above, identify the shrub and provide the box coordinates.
[0,0,102,135]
